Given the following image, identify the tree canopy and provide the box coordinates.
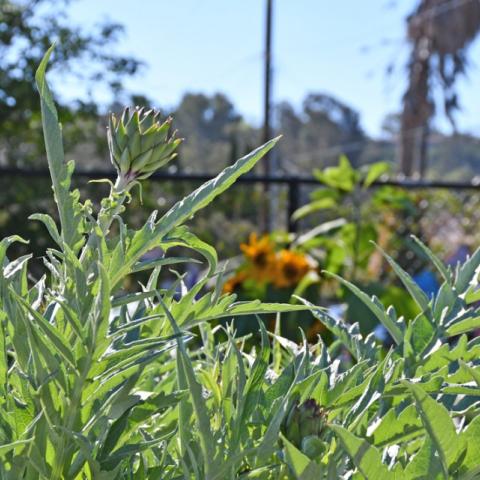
[0,0,142,165]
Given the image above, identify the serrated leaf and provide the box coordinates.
[9,288,77,371]
[310,276,403,346]
[455,247,480,294]
[29,213,62,248]
[330,425,392,480]
[446,316,480,337]
[370,404,423,448]
[403,381,464,476]
[404,436,444,479]
[459,415,480,476]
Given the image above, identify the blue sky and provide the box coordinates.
[62,0,480,137]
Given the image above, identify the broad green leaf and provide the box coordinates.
[446,316,480,337]
[8,288,77,371]
[100,434,174,471]
[0,235,29,266]
[299,298,376,360]
[0,312,7,395]
[343,353,390,430]
[403,381,465,475]
[222,301,311,317]
[111,290,159,308]
[363,161,390,188]
[404,436,444,480]
[459,415,480,476]
[258,348,310,458]
[129,391,186,423]
[313,155,356,191]
[404,313,435,359]
[327,360,370,406]
[455,247,480,294]
[370,404,423,448]
[292,197,337,221]
[131,256,199,273]
[458,361,480,387]
[232,320,270,452]
[465,284,480,304]
[330,425,392,480]
[281,434,323,479]
[0,439,32,457]
[433,282,458,324]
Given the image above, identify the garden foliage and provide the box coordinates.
[1,49,480,479]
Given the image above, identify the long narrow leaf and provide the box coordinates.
[35,46,83,250]
[157,296,217,476]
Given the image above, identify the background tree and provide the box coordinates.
[0,0,143,270]
[277,93,366,174]
[400,0,480,177]
[0,0,142,166]
[173,92,258,173]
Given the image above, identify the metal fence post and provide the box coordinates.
[287,179,300,233]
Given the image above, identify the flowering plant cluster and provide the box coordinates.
[224,233,313,293]
[222,233,324,342]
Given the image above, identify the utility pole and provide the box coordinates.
[263,0,273,161]
[261,0,273,231]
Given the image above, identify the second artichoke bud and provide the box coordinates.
[282,398,326,449]
[107,107,182,189]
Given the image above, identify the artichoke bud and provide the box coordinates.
[301,435,326,459]
[107,107,182,189]
[131,149,154,172]
[282,399,326,448]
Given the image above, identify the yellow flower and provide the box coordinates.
[240,233,276,282]
[273,250,311,288]
[222,271,248,294]
[307,320,326,342]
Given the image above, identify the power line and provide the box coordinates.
[214,52,263,84]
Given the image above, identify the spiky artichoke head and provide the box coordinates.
[107,107,182,189]
[283,399,326,448]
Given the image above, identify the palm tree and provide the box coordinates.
[400,0,480,177]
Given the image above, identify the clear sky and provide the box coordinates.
[61,0,480,137]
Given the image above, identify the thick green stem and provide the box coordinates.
[97,178,128,235]
[79,177,128,269]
